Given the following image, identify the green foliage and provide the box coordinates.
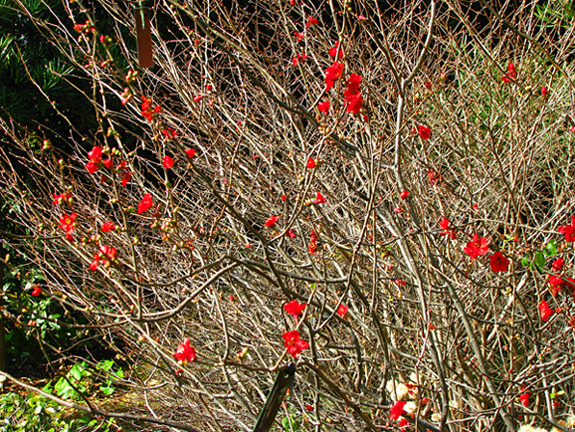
[0,389,116,432]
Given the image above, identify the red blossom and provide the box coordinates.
[318,100,330,113]
[281,194,287,202]
[282,330,309,358]
[541,86,548,97]
[265,215,279,228]
[399,418,408,429]
[427,169,442,185]
[161,127,178,139]
[284,300,306,319]
[313,192,326,204]
[59,213,77,240]
[392,207,402,213]
[519,392,531,407]
[549,275,563,296]
[287,229,297,238]
[309,230,319,254]
[138,194,153,214]
[185,148,196,158]
[294,32,304,42]
[418,125,431,140]
[325,62,344,91]
[552,257,564,271]
[102,222,117,232]
[464,233,489,259]
[89,254,100,271]
[87,146,102,163]
[86,161,99,174]
[306,17,318,28]
[538,300,554,322]
[31,285,42,297]
[389,401,406,420]
[395,279,406,287]
[141,96,159,122]
[439,218,457,240]
[52,193,71,206]
[173,338,196,364]
[292,53,308,65]
[193,95,204,102]
[163,155,175,169]
[329,41,343,59]
[305,405,314,412]
[337,304,349,318]
[307,158,316,169]
[502,63,517,83]
[558,217,575,242]
[344,73,363,114]
[488,252,509,273]
[400,190,409,199]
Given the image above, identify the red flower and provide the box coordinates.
[502,63,517,83]
[395,279,406,287]
[464,233,489,259]
[265,215,279,228]
[138,194,153,214]
[424,81,432,89]
[86,161,99,174]
[193,94,204,102]
[427,169,441,185]
[52,193,71,206]
[306,17,318,28]
[59,213,77,240]
[558,217,575,242]
[344,73,363,114]
[309,230,319,254]
[549,275,563,296]
[400,190,409,199]
[307,158,316,169]
[282,330,309,358]
[284,300,306,319]
[161,127,178,139]
[102,222,117,232]
[337,304,349,318]
[173,338,196,364]
[87,146,102,163]
[418,125,431,140]
[31,285,42,297]
[399,418,408,429]
[141,96,159,122]
[541,86,548,97]
[287,229,297,238]
[439,218,457,240]
[488,252,509,272]
[103,159,114,169]
[281,194,287,202]
[538,300,554,322]
[325,62,343,91]
[318,101,330,113]
[313,192,326,204]
[552,257,564,271]
[163,155,175,169]
[90,254,100,271]
[185,148,196,158]
[305,405,314,412]
[329,41,343,59]
[519,392,531,407]
[294,32,304,42]
[389,400,406,420]
[392,207,402,213]
[121,170,132,187]
[292,53,308,65]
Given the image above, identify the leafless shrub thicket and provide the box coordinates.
[1,0,575,431]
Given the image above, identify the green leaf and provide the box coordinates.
[281,414,300,432]
[521,256,530,266]
[533,252,545,272]
[100,385,115,396]
[544,240,557,257]
[69,363,84,381]
[97,360,114,371]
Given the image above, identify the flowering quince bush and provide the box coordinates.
[2,1,575,432]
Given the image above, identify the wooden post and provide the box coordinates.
[135,2,153,68]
